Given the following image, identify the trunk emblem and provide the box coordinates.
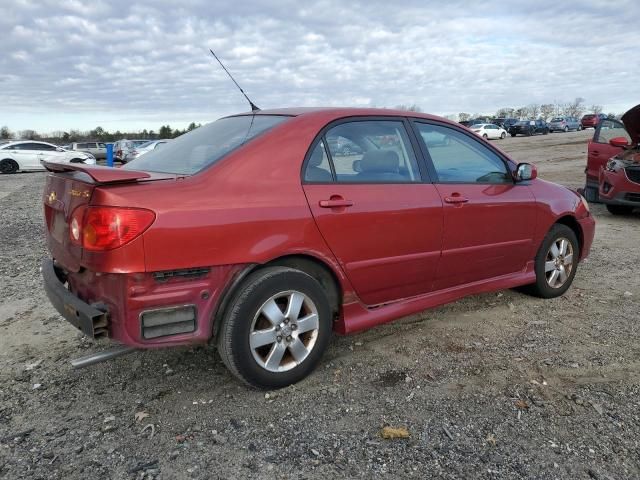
[48,191,57,204]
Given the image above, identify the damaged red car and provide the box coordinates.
[42,108,595,388]
[583,105,640,215]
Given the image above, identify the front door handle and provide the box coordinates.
[319,197,354,208]
[444,194,469,204]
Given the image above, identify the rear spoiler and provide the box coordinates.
[43,162,151,184]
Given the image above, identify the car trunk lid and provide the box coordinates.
[43,163,176,272]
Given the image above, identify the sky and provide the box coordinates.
[1,0,639,133]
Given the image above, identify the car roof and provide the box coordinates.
[227,106,446,122]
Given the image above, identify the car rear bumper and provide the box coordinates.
[42,257,248,348]
[42,258,108,338]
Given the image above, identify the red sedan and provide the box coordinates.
[42,108,595,388]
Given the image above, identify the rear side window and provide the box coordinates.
[125,115,289,175]
[415,123,511,184]
[305,120,421,183]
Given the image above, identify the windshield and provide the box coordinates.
[515,121,530,126]
[124,115,290,175]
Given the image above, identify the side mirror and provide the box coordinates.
[516,163,537,181]
[56,147,64,152]
[609,137,629,148]
[352,159,363,173]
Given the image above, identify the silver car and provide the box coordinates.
[113,139,152,163]
[548,116,582,132]
[126,139,170,161]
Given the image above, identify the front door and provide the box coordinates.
[586,119,630,184]
[412,121,537,290]
[302,119,443,306]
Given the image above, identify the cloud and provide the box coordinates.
[0,0,638,131]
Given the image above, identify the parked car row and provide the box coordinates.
[0,141,96,174]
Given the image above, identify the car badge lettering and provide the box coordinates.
[48,191,57,204]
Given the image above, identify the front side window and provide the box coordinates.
[125,115,290,175]
[415,123,511,184]
[319,120,421,183]
[594,119,630,144]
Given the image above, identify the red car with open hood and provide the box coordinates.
[42,107,595,388]
[583,104,640,214]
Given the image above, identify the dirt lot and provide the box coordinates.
[1,130,639,479]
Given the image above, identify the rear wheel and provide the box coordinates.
[606,204,634,215]
[525,224,579,299]
[0,159,19,174]
[217,267,332,389]
[564,126,569,132]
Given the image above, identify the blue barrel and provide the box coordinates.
[106,143,114,167]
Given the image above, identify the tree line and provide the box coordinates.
[0,123,203,143]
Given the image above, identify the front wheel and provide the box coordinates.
[500,132,506,139]
[482,133,488,139]
[510,133,516,137]
[0,159,19,174]
[606,204,634,215]
[217,266,332,389]
[525,224,579,299]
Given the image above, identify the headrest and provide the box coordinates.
[360,150,399,173]
[309,145,324,167]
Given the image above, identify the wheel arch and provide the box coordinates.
[211,253,343,339]
[555,215,584,258]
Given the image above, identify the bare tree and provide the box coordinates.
[589,104,603,115]
[0,126,12,139]
[394,104,422,112]
[19,129,38,140]
[527,104,541,119]
[458,112,471,122]
[540,104,555,121]
[514,107,528,119]
[563,97,585,118]
[606,112,617,120]
[495,107,515,118]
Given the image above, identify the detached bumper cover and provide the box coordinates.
[41,258,108,338]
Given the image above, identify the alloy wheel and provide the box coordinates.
[249,290,319,372]
[544,237,574,288]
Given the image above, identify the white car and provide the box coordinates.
[469,123,507,140]
[127,139,170,161]
[0,141,96,174]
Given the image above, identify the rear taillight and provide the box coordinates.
[69,206,155,251]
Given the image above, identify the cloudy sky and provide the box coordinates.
[1,0,638,133]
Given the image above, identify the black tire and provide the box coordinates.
[0,159,19,174]
[511,133,517,137]
[578,125,583,131]
[70,158,85,163]
[482,133,488,139]
[583,186,600,203]
[543,128,549,135]
[524,224,580,299]
[564,126,569,132]
[606,204,634,215]
[217,266,332,389]
[500,132,506,139]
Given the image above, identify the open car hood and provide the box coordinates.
[42,162,176,184]
[621,103,640,145]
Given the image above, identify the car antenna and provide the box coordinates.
[209,49,260,112]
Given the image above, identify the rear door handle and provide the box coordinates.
[444,195,469,204]
[319,198,354,208]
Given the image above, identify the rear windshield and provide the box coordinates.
[551,117,565,122]
[124,115,289,175]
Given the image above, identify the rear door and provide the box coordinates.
[302,118,443,306]
[411,121,536,290]
[586,119,630,183]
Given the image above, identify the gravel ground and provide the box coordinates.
[1,130,639,479]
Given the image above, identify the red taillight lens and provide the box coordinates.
[69,206,155,251]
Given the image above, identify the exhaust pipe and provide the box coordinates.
[71,346,137,369]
